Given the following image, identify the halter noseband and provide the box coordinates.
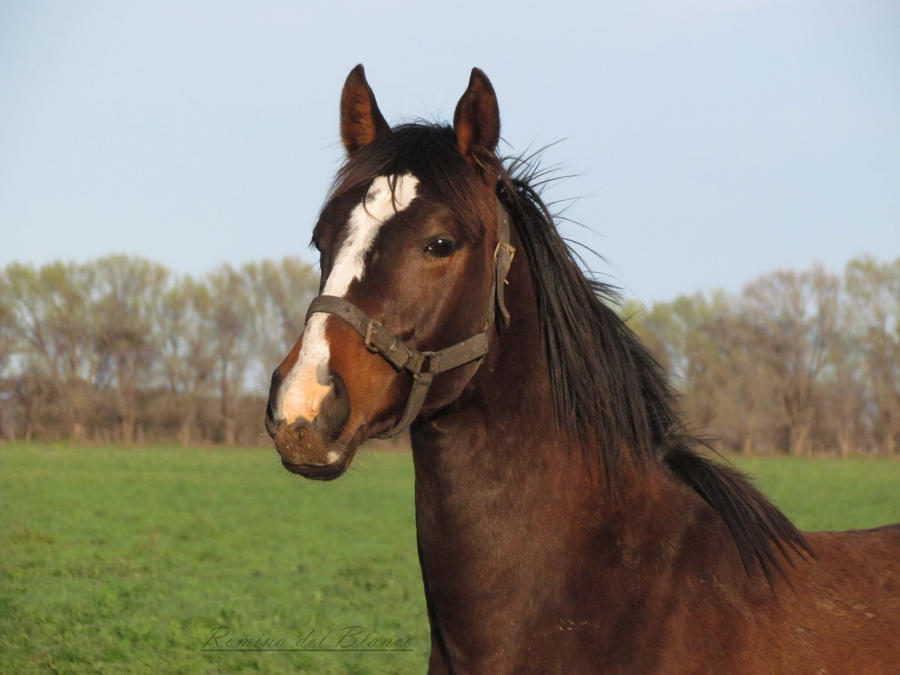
[304,202,515,438]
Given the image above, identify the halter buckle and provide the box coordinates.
[419,351,438,376]
[494,240,515,263]
[364,319,381,353]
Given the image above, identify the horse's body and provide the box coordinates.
[266,65,899,673]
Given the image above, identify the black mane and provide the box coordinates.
[333,122,809,581]
[498,155,809,582]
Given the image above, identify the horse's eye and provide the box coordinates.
[424,238,456,258]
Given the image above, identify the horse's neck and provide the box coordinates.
[410,255,577,643]
[408,259,749,665]
[409,336,586,662]
[411,391,745,667]
[411,246,633,560]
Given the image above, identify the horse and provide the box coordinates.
[265,65,900,673]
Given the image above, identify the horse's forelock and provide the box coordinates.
[325,124,499,239]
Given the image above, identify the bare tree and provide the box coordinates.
[206,264,254,445]
[92,256,169,442]
[736,267,840,455]
[3,262,100,439]
[0,274,16,439]
[242,257,318,391]
[845,257,900,455]
[156,276,216,444]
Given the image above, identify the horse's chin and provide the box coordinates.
[278,439,362,480]
[280,454,352,480]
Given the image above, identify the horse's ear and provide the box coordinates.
[453,68,500,172]
[340,64,390,154]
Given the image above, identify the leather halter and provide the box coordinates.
[304,202,515,438]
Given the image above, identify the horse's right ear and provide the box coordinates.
[453,68,500,174]
[340,64,390,154]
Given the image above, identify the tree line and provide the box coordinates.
[625,256,899,456]
[0,256,317,445]
[1,254,896,455]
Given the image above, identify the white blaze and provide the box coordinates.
[277,174,419,426]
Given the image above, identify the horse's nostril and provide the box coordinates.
[314,371,351,438]
[264,406,280,439]
[266,367,285,439]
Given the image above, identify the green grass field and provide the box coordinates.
[2,444,898,674]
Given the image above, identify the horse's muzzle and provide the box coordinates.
[266,368,354,480]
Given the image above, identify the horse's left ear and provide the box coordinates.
[340,64,390,154]
[453,68,500,173]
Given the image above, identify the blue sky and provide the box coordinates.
[2,0,898,304]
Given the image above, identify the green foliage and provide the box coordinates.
[2,444,898,673]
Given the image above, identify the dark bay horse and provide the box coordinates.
[265,65,899,673]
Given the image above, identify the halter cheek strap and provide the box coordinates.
[305,202,515,439]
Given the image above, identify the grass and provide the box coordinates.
[1,444,423,674]
[2,443,898,674]
[728,454,900,531]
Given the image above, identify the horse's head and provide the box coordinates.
[266,65,514,479]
